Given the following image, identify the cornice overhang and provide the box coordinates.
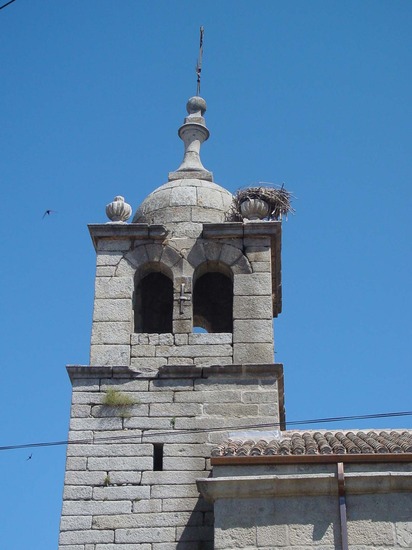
[88,223,168,250]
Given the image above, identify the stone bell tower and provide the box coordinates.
[59,96,285,549]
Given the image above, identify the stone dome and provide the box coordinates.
[132,96,233,237]
[133,178,233,238]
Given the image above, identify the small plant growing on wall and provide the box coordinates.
[102,388,137,418]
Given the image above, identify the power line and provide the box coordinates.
[0,0,17,11]
[1,410,412,453]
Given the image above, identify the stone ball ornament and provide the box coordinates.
[105,195,132,223]
[186,96,207,115]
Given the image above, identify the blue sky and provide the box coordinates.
[1,1,411,548]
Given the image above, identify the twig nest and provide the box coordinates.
[240,197,270,220]
[106,195,132,223]
[228,185,295,222]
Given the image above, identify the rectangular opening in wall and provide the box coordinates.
[153,443,164,471]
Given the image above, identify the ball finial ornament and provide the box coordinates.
[105,195,132,223]
[186,96,207,116]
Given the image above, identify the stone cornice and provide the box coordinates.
[88,223,168,250]
[197,470,412,501]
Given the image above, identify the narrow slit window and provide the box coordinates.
[153,443,164,471]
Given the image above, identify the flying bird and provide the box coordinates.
[26,454,32,461]
[42,209,57,219]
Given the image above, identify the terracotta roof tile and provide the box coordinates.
[211,431,412,457]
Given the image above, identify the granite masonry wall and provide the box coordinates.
[58,364,283,549]
[199,462,412,549]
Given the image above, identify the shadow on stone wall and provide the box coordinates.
[176,496,214,550]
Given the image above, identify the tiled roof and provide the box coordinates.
[211,431,412,457]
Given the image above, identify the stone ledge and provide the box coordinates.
[88,224,167,250]
[67,363,284,382]
[197,471,412,501]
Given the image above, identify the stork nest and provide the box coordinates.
[228,184,295,221]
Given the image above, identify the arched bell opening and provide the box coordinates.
[134,264,173,333]
[193,262,233,333]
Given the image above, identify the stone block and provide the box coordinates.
[96,265,116,277]
[108,471,143,486]
[166,357,194,365]
[171,186,197,206]
[172,319,192,333]
[204,403,259,417]
[130,345,156,357]
[94,276,133,299]
[233,343,274,364]
[242,391,277,404]
[125,245,148,268]
[149,402,202,417]
[195,356,233,367]
[244,245,271,263]
[67,443,151,458]
[220,244,244,266]
[233,320,273,343]
[61,499,131,516]
[93,485,150,501]
[251,261,272,273]
[156,344,233,358]
[91,322,131,345]
[188,333,232,345]
[70,417,123,431]
[96,252,124,267]
[174,333,188,345]
[173,221,203,239]
[115,527,176,544]
[63,471,108,486]
[63,486,93,500]
[59,529,114,545]
[70,404,91,418]
[91,403,148,418]
[162,497,212,512]
[145,243,164,262]
[97,239,132,252]
[150,379,194,391]
[65,457,88,471]
[72,379,100,391]
[141,470,209,485]
[233,295,272,319]
[123,416,174,430]
[175,389,242,404]
[233,273,271,296]
[175,525,213,543]
[162,456,206,471]
[151,484,201,499]
[87,456,153,471]
[197,186,224,210]
[59,515,92,531]
[130,357,166,370]
[133,498,162,513]
[192,207,224,224]
[90,344,130,367]
[93,299,132,322]
[258,403,279,416]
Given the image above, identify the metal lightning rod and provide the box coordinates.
[196,26,204,96]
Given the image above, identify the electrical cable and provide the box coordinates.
[1,410,412,452]
[0,0,17,11]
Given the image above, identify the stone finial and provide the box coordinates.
[169,96,213,181]
[105,196,132,223]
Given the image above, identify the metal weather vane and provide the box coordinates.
[196,26,204,96]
